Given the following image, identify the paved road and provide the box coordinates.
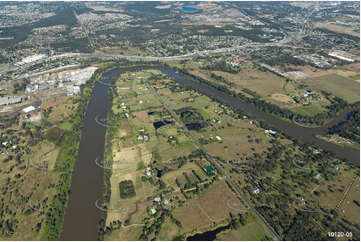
[14,64,80,81]
[146,82,282,241]
[74,41,291,61]
[2,35,294,78]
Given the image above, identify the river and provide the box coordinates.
[158,66,359,165]
[60,69,123,240]
[60,65,359,240]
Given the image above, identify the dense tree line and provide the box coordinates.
[201,60,239,74]
[43,64,117,240]
[210,72,235,87]
[261,54,307,67]
[328,110,360,143]
[173,67,358,126]
[315,27,360,42]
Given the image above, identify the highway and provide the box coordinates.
[73,41,290,61]
[146,82,282,241]
[13,64,80,81]
[1,35,294,79]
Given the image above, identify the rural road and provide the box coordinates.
[146,81,282,241]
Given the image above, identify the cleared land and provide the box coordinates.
[217,214,271,241]
[173,181,246,230]
[315,22,360,37]
[303,74,360,103]
[103,69,279,240]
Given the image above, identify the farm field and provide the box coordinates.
[0,1,359,241]
[102,69,287,240]
[217,214,271,241]
[178,62,336,117]
[303,74,360,103]
[188,66,287,101]
[202,119,272,161]
[290,101,328,116]
[173,181,247,230]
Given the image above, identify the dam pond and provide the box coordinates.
[61,65,359,240]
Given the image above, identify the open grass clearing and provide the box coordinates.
[203,124,270,161]
[343,63,360,72]
[290,102,329,116]
[132,110,157,126]
[105,169,155,227]
[174,201,211,230]
[41,96,77,123]
[303,74,359,103]
[270,93,294,103]
[157,217,183,240]
[155,136,198,162]
[314,22,360,37]
[112,143,152,171]
[329,69,359,80]
[340,177,360,225]
[212,68,286,97]
[28,141,59,170]
[217,214,271,241]
[126,95,162,111]
[0,140,60,240]
[104,223,143,241]
[173,181,246,231]
[308,168,355,211]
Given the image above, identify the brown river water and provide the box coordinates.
[60,66,359,240]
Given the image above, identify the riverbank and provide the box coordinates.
[60,62,358,239]
[156,65,359,165]
[59,63,119,240]
[174,67,359,127]
[98,81,119,240]
[42,66,109,240]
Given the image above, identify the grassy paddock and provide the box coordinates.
[303,74,360,103]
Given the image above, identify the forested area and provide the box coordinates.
[328,110,360,143]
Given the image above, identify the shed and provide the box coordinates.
[22,106,36,113]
